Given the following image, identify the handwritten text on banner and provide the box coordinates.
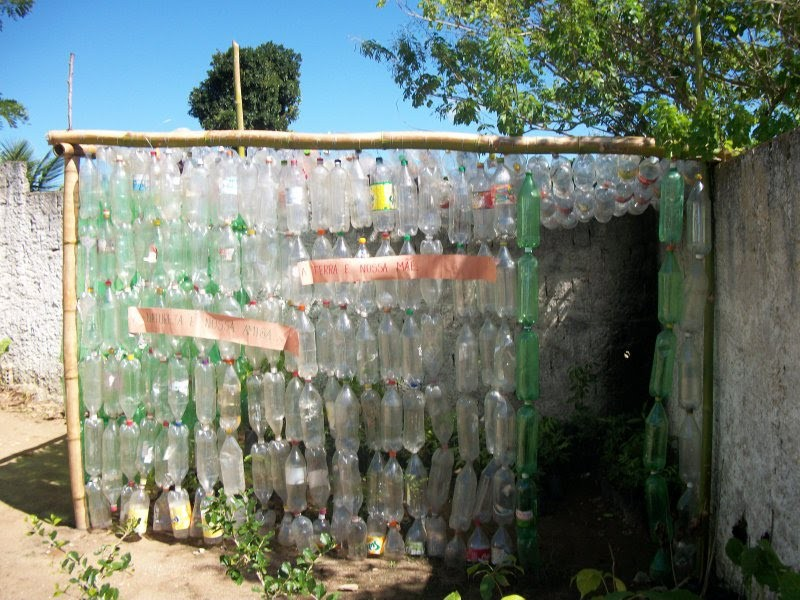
[297,254,496,285]
[128,307,299,355]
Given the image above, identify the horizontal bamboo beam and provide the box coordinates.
[48,129,666,157]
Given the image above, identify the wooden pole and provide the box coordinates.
[47,129,669,157]
[67,53,74,130]
[232,41,245,158]
[61,145,87,530]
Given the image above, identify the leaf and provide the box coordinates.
[612,577,627,592]
[574,569,605,599]
[443,593,463,600]
[480,575,495,600]
[725,537,745,565]
[501,595,527,600]
[603,592,633,600]
[778,571,800,600]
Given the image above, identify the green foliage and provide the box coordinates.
[27,513,134,600]
[0,139,64,190]
[364,0,800,158]
[0,336,11,357]
[725,536,800,599]
[188,42,301,132]
[205,489,338,600]
[467,556,524,600]
[571,567,701,600]
[0,0,33,30]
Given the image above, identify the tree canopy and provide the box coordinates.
[189,42,302,132]
[0,0,34,128]
[361,0,800,158]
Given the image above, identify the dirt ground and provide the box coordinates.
[0,391,652,600]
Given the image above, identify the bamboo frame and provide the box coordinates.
[48,129,665,157]
[61,145,87,530]
[51,128,712,560]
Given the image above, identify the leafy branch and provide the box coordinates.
[27,514,134,600]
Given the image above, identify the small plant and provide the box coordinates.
[27,513,134,600]
[0,337,11,357]
[466,556,525,600]
[571,567,701,600]
[205,489,338,600]
[725,536,800,599]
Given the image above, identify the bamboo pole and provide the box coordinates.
[48,129,667,157]
[232,41,245,158]
[67,53,74,130]
[62,145,87,530]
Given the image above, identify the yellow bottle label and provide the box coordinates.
[129,506,149,535]
[170,500,191,532]
[370,182,395,211]
[367,534,385,555]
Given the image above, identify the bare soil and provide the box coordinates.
[0,392,652,600]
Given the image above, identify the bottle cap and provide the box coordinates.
[317,229,325,235]
[358,237,366,244]
[405,308,413,315]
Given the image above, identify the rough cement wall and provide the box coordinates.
[0,162,63,399]
[713,127,800,582]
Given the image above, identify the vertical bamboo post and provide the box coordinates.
[62,147,87,529]
[67,53,74,131]
[232,41,245,157]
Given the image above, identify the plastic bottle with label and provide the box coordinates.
[371,157,396,233]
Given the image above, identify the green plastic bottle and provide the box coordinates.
[644,473,673,542]
[642,398,668,472]
[649,329,677,399]
[517,248,539,325]
[517,172,540,249]
[657,250,683,326]
[515,472,539,571]
[658,164,685,244]
[516,401,540,475]
[515,326,540,402]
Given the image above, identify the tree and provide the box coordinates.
[0,0,34,128]
[189,42,301,131]
[361,0,800,158]
[1,139,63,191]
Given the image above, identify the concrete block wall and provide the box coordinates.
[713,127,800,581]
[0,161,63,400]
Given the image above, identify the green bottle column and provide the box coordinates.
[515,169,540,573]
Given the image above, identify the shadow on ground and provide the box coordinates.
[0,434,73,525]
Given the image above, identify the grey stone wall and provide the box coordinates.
[0,162,63,400]
[712,127,800,582]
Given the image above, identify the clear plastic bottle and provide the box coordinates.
[426,513,447,558]
[381,453,405,525]
[333,304,356,380]
[296,305,319,380]
[476,241,495,315]
[492,464,516,525]
[361,385,382,451]
[395,158,419,237]
[356,316,380,385]
[378,310,401,381]
[405,517,426,557]
[353,237,377,316]
[264,367,286,440]
[308,157,330,232]
[426,382,452,448]
[315,301,335,376]
[681,257,708,333]
[311,230,335,304]
[168,485,192,539]
[456,395,480,464]
[331,233,352,307]
[384,522,405,561]
[494,394,516,467]
[493,323,516,394]
[306,445,331,510]
[328,158,351,234]
[367,513,387,557]
[467,521,491,563]
[195,425,220,494]
[427,447,454,515]
[334,383,360,452]
[453,245,477,319]
[375,233,398,310]
[381,381,403,454]
[494,241,517,320]
[455,323,480,393]
[449,462,477,532]
[285,442,308,515]
[269,439,291,506]
[348,515,368,560]
[492,157,516,239]
[445,533,467,568]
[284,372,304,443]
[322,375,341,440]
[677,333,702,411]
[397,236,422,311]
[349,151,373,229]
[449,165,472,245]
[421,312,444,380]
[419,235,445,308]
[218,360,241,434]
[403,383,426,454]
[285,158,309,235]
[299,379,325,449]
[491,525,514,566]
[219,434,246,496]
[400,309,424,385]
[470,162,493,242]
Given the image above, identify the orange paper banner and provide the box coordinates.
[128,307,299,355]
[297,254,496,285]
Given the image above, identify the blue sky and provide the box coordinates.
[0,1,478,159]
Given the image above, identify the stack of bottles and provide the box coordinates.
[646,161,710,579]
[75,145,677,568]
